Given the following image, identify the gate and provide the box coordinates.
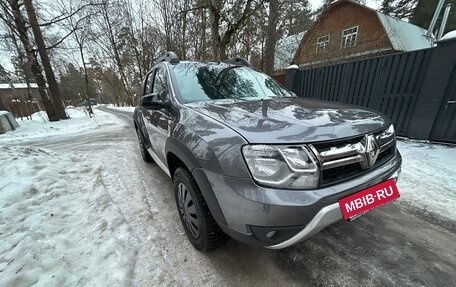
[430,67,456,143]
[285,38,456,142]
[291,49,431,136]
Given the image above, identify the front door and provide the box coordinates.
[142,66,172,165]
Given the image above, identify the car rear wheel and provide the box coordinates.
[136,129,153,162]
[173,167,227,252]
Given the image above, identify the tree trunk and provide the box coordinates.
[0,98,6,111]
[24,0,67,120]
[208,0,221,59]
[78,41,93,117]
[207,0,258,60]
[200,8,207,59]
[264,0,279,74]
[8,0,57,121]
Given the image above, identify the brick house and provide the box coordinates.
[293,0,433,68]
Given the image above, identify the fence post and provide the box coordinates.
[406,38,456,140]
[285,65,299,94]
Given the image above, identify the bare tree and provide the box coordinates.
[206,0,266,60]
[24,0,67,119]
[92,0,136,105]
[57,0,101,115]
[2,0,61,120]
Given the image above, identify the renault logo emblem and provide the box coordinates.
[360,134,380,169]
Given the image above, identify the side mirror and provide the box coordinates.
[141,93,170,110]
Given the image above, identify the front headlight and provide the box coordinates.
[242,145,319,189]
[377,124,395,141]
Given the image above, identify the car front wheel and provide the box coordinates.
[173,167,227,252]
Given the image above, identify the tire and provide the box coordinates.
[173,167,227,252]
[136,128,153,162]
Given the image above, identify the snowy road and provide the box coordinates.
[1,106,455,286]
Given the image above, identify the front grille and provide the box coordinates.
[322,163,363,185]
[311,129,396,187]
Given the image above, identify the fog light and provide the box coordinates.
[250,225,303,244]
[266,231,276,238]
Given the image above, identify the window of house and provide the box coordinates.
[316,35,330,53]
[341,26,359,48]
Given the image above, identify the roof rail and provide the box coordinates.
[223,57,251,67]
[158,51,180,64]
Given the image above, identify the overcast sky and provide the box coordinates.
[0,0,381,76]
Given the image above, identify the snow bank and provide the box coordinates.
[107,105,136,113]
[0,107,124,145]
[66,106,90,119]
[0,146,138,286]
[25,107,91,123]
[397,140,456,221]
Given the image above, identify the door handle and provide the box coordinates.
[447,101,456,104]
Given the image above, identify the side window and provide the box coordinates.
[152,68,168,101]
[144,72,154,95]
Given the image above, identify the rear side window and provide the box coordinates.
[172,63,292,102]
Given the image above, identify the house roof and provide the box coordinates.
[293,0,432,64]
[330,0,432,52]
[274,32,305,70]
[0,83,40,89]
[376,11,432,51]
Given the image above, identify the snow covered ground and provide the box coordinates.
[105,105,136,113]
[0,107,124,145]
[0,146,138,286]
[0,108,139,286]
[397,139,456,221]
[0,107,455,286]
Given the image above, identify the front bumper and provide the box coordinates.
[193,152,402,249]
[266,168,401,249]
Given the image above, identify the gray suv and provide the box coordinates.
[133,52,401,252]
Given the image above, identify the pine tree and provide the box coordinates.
[283,0,313,35]
[379,0,418,19]
[380,0,395,15]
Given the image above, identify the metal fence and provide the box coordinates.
[285,38,456,143]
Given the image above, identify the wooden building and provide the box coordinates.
[0,83,42,117]
[293,0,432,68]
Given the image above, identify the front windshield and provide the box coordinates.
[172,62,293,102]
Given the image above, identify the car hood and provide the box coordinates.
[186,97,389,144]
